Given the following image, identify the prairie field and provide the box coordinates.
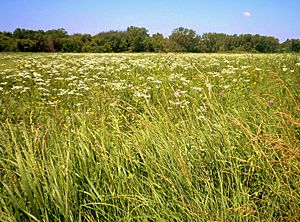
[0,53,299,221]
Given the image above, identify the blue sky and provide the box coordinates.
[0,0,299,41]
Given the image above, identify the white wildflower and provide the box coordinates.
[192,87,202,92]
[12,86,23,90]
[204,82,213,89]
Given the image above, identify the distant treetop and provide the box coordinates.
[1,27,299,53]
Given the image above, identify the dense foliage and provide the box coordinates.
[1,27,300,53]
[0,53,299,221]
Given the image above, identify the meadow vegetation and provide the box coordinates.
[0,53,299,221]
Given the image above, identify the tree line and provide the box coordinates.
[0,26,300,53]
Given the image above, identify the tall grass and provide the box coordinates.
[0,53,299,221]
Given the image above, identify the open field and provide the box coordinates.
[0,53,299,221]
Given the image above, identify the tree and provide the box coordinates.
[16,39,36,52]
[281,39,300,52]
[148,33,167,52]
[62,34,87,52]
[125,26,150,52]
[0,27,296,53]
[200,33,230,52]
[44,29,68,52]
[169,27,199,52]
[253,35,279,53]
[0,33,18,51]
[93,31,128,52]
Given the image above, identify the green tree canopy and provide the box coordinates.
[0,27,298,53]
[169,27,199,52]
